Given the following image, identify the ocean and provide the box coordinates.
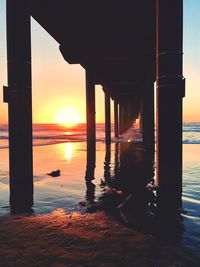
[0,122,200,148]
[0,122,200,253]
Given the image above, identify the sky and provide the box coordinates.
[0,0,200,124]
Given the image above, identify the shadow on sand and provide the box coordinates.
[84,142,184,244]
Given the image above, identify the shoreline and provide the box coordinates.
[0,142,200,265]
[0,210,199,267]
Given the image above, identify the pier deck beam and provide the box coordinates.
[156,0,184,209]
[104,91,111,144]
[5,0,33,212]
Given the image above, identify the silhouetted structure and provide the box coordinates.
[3,0,184,213]
[4,0,33,213]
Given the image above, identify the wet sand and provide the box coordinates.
[0,210,198,267]
[0,142,200,266]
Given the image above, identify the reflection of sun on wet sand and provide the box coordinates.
[0,210,198,267]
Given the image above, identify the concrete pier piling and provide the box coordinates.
[5,0,33,212]
[156,0,184,209]
[114,101,119,138]
[105,91,111,144]
[86,69,96,155]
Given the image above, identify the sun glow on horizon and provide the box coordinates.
[54,107,83,126]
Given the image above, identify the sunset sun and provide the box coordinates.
[54,107,82,126]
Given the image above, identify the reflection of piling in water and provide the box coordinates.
[119,143,154,196]
[85,141,96,181]
[120,143,154,211]
[157,186,182,216]
[103,143,111,183]
[116,142,183,239]
[85,153,95,181]
[114,143,120,179]
[85,140,96,205]
[155,186,183,242]
[99,142,156,222]
[85,180,96,204]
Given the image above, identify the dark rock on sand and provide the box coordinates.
[47,169,61,177]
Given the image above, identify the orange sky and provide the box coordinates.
[0,1,200,124]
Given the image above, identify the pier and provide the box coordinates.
[3,0,185,212]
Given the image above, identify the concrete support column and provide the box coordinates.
[127,103,132,130]
[139,102,143,136]
[119,103,122,135]
[85,69,96,174]
[5,0,33,212]
[119,103,124,135]
[142,81,155,151]
[156,0,184,209]
[114,101,119,138]
[104,90,111,143]
[122,105,127,132]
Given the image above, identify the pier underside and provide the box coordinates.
[4,0,184,212]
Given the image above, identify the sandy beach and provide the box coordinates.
[0,210,199,267]
[0,139,200,266]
